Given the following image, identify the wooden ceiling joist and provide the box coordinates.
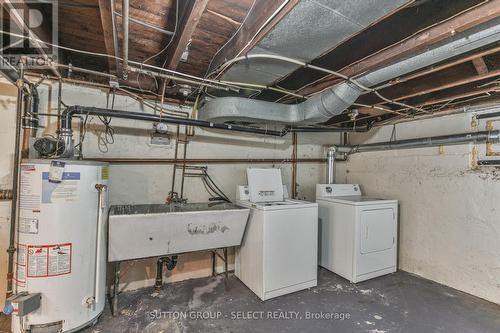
[163,0,210,71]
[98,0,118,75]
[472,57,489,75]
[207,0,301,76]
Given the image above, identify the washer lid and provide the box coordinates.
[247,168,284,203]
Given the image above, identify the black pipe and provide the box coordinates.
[61,106,285,136]
[288,125,371,133]
[476,111,500,120]
[22,84,39,129]
[165,255,178,270]
[477,159,500,166]
[154,256,178,289]
[60,106,371,138]
[155,258,164,289]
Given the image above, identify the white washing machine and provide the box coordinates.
[316,184,398,283]
[235,168,318,300]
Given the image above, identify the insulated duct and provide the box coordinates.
[199,19,500,125]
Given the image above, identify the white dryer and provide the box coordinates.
[235,168,318,300]
[316,184,398,283]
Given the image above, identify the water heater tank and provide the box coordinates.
[12,160,109,333]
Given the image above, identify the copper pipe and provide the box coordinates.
[180,127,189,199]
[87,158,328,164]
[170,125,181,197]
[0,189,13,201]
[21,128,35,158]
[291,132,298,198]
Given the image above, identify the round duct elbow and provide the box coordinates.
[199,83,362,126]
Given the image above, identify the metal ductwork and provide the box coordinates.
[326,147,336,184]
[200,19,500,125]
[333,130,500,154]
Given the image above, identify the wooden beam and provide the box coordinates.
[98,0,117,75]
[207,0,300,76]
[471,57,489,75]
[296,0,500,97]
[164,0,209,70]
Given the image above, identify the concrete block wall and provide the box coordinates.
[336,106,500,305]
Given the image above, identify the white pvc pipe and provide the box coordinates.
[93,184,107,304]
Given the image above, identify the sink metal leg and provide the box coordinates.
[223,248,228,279]
[112,262,120,317]
[212,250,216,276]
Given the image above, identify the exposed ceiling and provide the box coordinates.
[1,0,500,129]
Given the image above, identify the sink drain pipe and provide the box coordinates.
[155,256,178,289]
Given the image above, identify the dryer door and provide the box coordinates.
[355,205,397,279]
[360,208,395,254]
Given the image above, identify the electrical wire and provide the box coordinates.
[0,30,308,100]
[179,166,231,202]
[142,0,179,68]
[73,113,90,157]
[204,0,258,78]
[97,91,116,153]
[0,30,236,91]
[202,170,231,202]
[136,0,179,94]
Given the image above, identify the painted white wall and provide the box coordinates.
[2,76,499,307]
[336,105,500,305]
[0,77,338,299]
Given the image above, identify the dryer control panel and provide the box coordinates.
[316,184,361,198]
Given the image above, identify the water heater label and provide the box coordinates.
[14,244,27,285]
[19,218,39,234]
[20,165,41,212]
[48,244,72,276]
[42,172,80,203]
[27,246,48,277]
[27,243,72,278]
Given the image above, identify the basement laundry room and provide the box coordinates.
[0,0,500,332]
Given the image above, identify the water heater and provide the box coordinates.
[10,160,108,333]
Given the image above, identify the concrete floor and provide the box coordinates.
[85,268,500,333]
